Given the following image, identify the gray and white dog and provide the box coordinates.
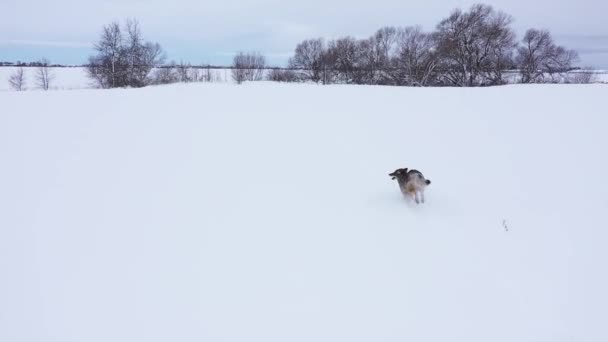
[389,168,432,204]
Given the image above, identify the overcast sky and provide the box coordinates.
[1,0,607,67]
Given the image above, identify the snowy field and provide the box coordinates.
[1,82,607,342]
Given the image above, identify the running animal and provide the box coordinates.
[389,168,432,204]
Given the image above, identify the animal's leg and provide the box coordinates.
[421,191,425,204]
[414,191,420,204]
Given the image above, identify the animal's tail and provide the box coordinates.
[426,179,431,185]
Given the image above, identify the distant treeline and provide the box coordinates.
[217,4,588,86]
[278,4,580,86]
[4,3,592,90]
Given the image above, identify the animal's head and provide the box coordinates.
[389,168,408,180]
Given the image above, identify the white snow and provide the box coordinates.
[1,82,607,342]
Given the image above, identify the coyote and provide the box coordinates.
[389,168,431,204]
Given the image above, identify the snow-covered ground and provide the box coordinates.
[1,82,607,342]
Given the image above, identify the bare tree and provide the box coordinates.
[88,22,123,88]
[479,11,517,84]
[516,29,579,83]
[354,38,376,84]
[325,37,361,84]
[288,39,326,83]
[391,26,439,86]
[8,67,26,91]
[35,58,54,90]
[369,26,398,84]
[124,19,165,87]
[231,52,266,84]
[125,18,142,85]
[87,19,165,88]
[435,4,516,86]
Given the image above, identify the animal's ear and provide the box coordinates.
[403,168,408,173]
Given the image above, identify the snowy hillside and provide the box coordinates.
[1,83,607,342]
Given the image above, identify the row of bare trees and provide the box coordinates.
[288,4,579,86]
[8,59,54,91]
